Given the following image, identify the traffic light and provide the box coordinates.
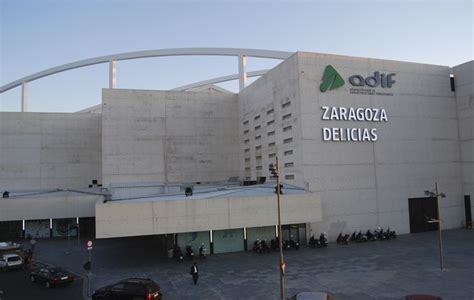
[269,164,279,177]
[274,184,283,195]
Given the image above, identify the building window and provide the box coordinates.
[255,145,262,150]
[268,153,276,158]
[284,150,293,156]
[244,139,249,143]
[244,148,250,153]
[245,176,251,180]
[282,113,292,120]
[268,142,276,147]
[283,125,292,132]
[285,174,295,180]
[244,129,249,134]
[245,158,251,162]
[267,120,275,126]
[245,167,251,172]
[255,135,261,140]
[243,120,249,125]
[267,131,275,136]
[254,115,261,120]
[282,101,291,109]
[267,108,274,115]
[284,162,294,168]
[256,166,263,170]
[255,125,261,130]
[283,138,293,144]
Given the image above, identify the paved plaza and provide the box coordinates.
[13,229,474,299]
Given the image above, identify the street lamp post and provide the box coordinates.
[270,158,285,300]
[424,182,446,270]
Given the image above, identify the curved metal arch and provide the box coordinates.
[0,48,292,93]
[172,69,270,91]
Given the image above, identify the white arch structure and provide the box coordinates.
[0,48,293,112]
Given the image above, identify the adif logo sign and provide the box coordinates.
[319,65,391,142]
[320,65,396,92]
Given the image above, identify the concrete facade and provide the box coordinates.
[240,52,471,238]
[95,193,321,239]
[453,61,474,207]
[0,112,101,190]
[0,192,101,221]
[102,88,239,186]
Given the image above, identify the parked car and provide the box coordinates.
[30,266,75,288]
[0,254,23,271]
[92,278,162,300]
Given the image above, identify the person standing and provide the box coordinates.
[189,262,199,285]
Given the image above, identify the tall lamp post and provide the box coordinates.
[424,182,446,270]
[269,158,285,300]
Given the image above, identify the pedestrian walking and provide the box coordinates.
[30,238,36,253]
[189,262,199,285]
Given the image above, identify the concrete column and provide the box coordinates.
[109,60,117,88]
[21,82,28,112]
[238,55,247,91]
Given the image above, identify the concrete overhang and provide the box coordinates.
[95,192,321,239]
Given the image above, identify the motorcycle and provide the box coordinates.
[199,243,207,258]
[309,235,320,248]
[260,240,270,253]
[319,233,328,247]
[387,228,397,239]
[350,231,357,242]
[284,239,300,250]
[375,227,386,241]
[185,245,195,259]
[366,230,377,241]
[336,233,349,245]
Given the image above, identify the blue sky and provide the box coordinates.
[1,0,472,112]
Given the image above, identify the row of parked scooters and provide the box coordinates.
[309,233,328,248]
[336,227,397,244]
[174,244,207,261]
[253,237,301,253]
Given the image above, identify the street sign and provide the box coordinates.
[87,246,93,250]
[87,240,93,247]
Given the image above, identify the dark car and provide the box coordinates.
[92,278,162,300]
[30,266,75,288]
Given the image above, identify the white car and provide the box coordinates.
[0,254,23,270]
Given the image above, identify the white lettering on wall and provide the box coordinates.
[321,106,387,142]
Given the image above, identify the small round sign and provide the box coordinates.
[87,240,93,247]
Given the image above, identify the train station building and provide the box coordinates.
[0,49,472,254]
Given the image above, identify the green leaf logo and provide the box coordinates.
[320,65,345,92]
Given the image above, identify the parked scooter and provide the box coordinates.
[260,240,270,253]
[283,239,300,250]
[185,245,195,259]
[366,230,377,241]
[336,233,349,245]
[309,235,320,248]
[350,231,357,242]
[387,228,397,239]
[199,243,207,258]
[375,227,386,241]
[319,233,328,247]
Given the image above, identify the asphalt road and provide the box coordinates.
[0,267,83,300]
